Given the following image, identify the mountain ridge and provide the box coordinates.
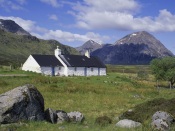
[0,20,79,65]
[76,40,102,55]
[0,19,31,36]
[91,31,174,65]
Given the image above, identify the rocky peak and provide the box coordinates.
[76,40,102,55]
[91,31,174,65]
[0,19,31,36]
[114,31,173,57]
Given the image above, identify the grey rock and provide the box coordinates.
[115,119,142,128]
[45,108,57,124]
[0,84,45,124]
[67,111,84,123]
[151,119,169,131]
[152,111,174,125]
[56,110,69,124]
[45,109,69,124]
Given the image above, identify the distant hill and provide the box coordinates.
[91,31,174,65]
[0,21,79,65]
[76,40,102,55]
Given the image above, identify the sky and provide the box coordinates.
[0,0,175,54]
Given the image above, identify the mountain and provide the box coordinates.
[0,20,79,65]
[76,40,102,55]
[91,31,174,65]
[0,19,31,36]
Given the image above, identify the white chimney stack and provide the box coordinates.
[55,46,61,56]
[85,50,90,58]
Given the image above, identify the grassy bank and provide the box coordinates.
[0,65,175,130]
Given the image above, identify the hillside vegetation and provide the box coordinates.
[0,65,175,130]
[0,29,79,65]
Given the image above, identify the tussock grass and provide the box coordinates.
[1,66,175,130]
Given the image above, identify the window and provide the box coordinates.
[91,67,93,72]
[74,67,77,71]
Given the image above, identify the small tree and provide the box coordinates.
[150,57,175,88]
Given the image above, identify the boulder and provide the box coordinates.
[67,111,84,123]
[56,110,69,123]
[115,119,142,128]
[45,108,57,124]
[45,108,69,124]
[151,111,175,131]
[0,84,45,124]
[151,119,169,131]
[152,111,174,124]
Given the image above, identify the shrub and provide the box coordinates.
[95,116,112,126]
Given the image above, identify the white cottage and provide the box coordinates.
[22,47,106,76]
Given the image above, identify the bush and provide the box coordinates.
[95,116,112,126]
[137,70,149,80]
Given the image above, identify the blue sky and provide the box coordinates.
[0,0,175,54]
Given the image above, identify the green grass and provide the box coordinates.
[0,65,175,130]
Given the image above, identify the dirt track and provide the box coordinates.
[0,74,28,77]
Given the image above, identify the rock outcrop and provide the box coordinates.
[151,111,175,131]
[45,108,69,124]
[0,84,45,124]
[115,119,142,128]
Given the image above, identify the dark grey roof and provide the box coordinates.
[31,54,63,66]
[59,55,106,68]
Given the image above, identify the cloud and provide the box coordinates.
[0,16,108,45]
[40,0,60,7]
[0,0,24,11]
[71,0,175,32]
[42,30,109,44]
[49,14,58,21]
[16,0,26,5]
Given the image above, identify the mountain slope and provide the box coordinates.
[76,40,102,55]
[92,31,174,65]
[0,29,79,65]
[0,19,31,36]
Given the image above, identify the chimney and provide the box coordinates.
[85,50,90,58]
[55,46,61,56]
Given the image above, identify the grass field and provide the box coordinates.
[0,65,174,131]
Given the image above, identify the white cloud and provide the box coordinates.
[16,0,26,5]
[0,16,108,45]
[40,0,59,7]
[0,0,24,11]
[72,0,175,32]
[49,14,58,21]
[42,30,109,44]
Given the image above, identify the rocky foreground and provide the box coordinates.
[0,84,175,130]
[0,84,84,124]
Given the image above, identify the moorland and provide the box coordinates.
[0,65,175,131]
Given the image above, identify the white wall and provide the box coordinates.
[99,68,107,76]
[67,67,106,76]
[40,66,64,76]
[22,55,41,73]
[67,67,85,76]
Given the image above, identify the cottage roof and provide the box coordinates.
[31,54,63,66]
[59,55,106,68]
